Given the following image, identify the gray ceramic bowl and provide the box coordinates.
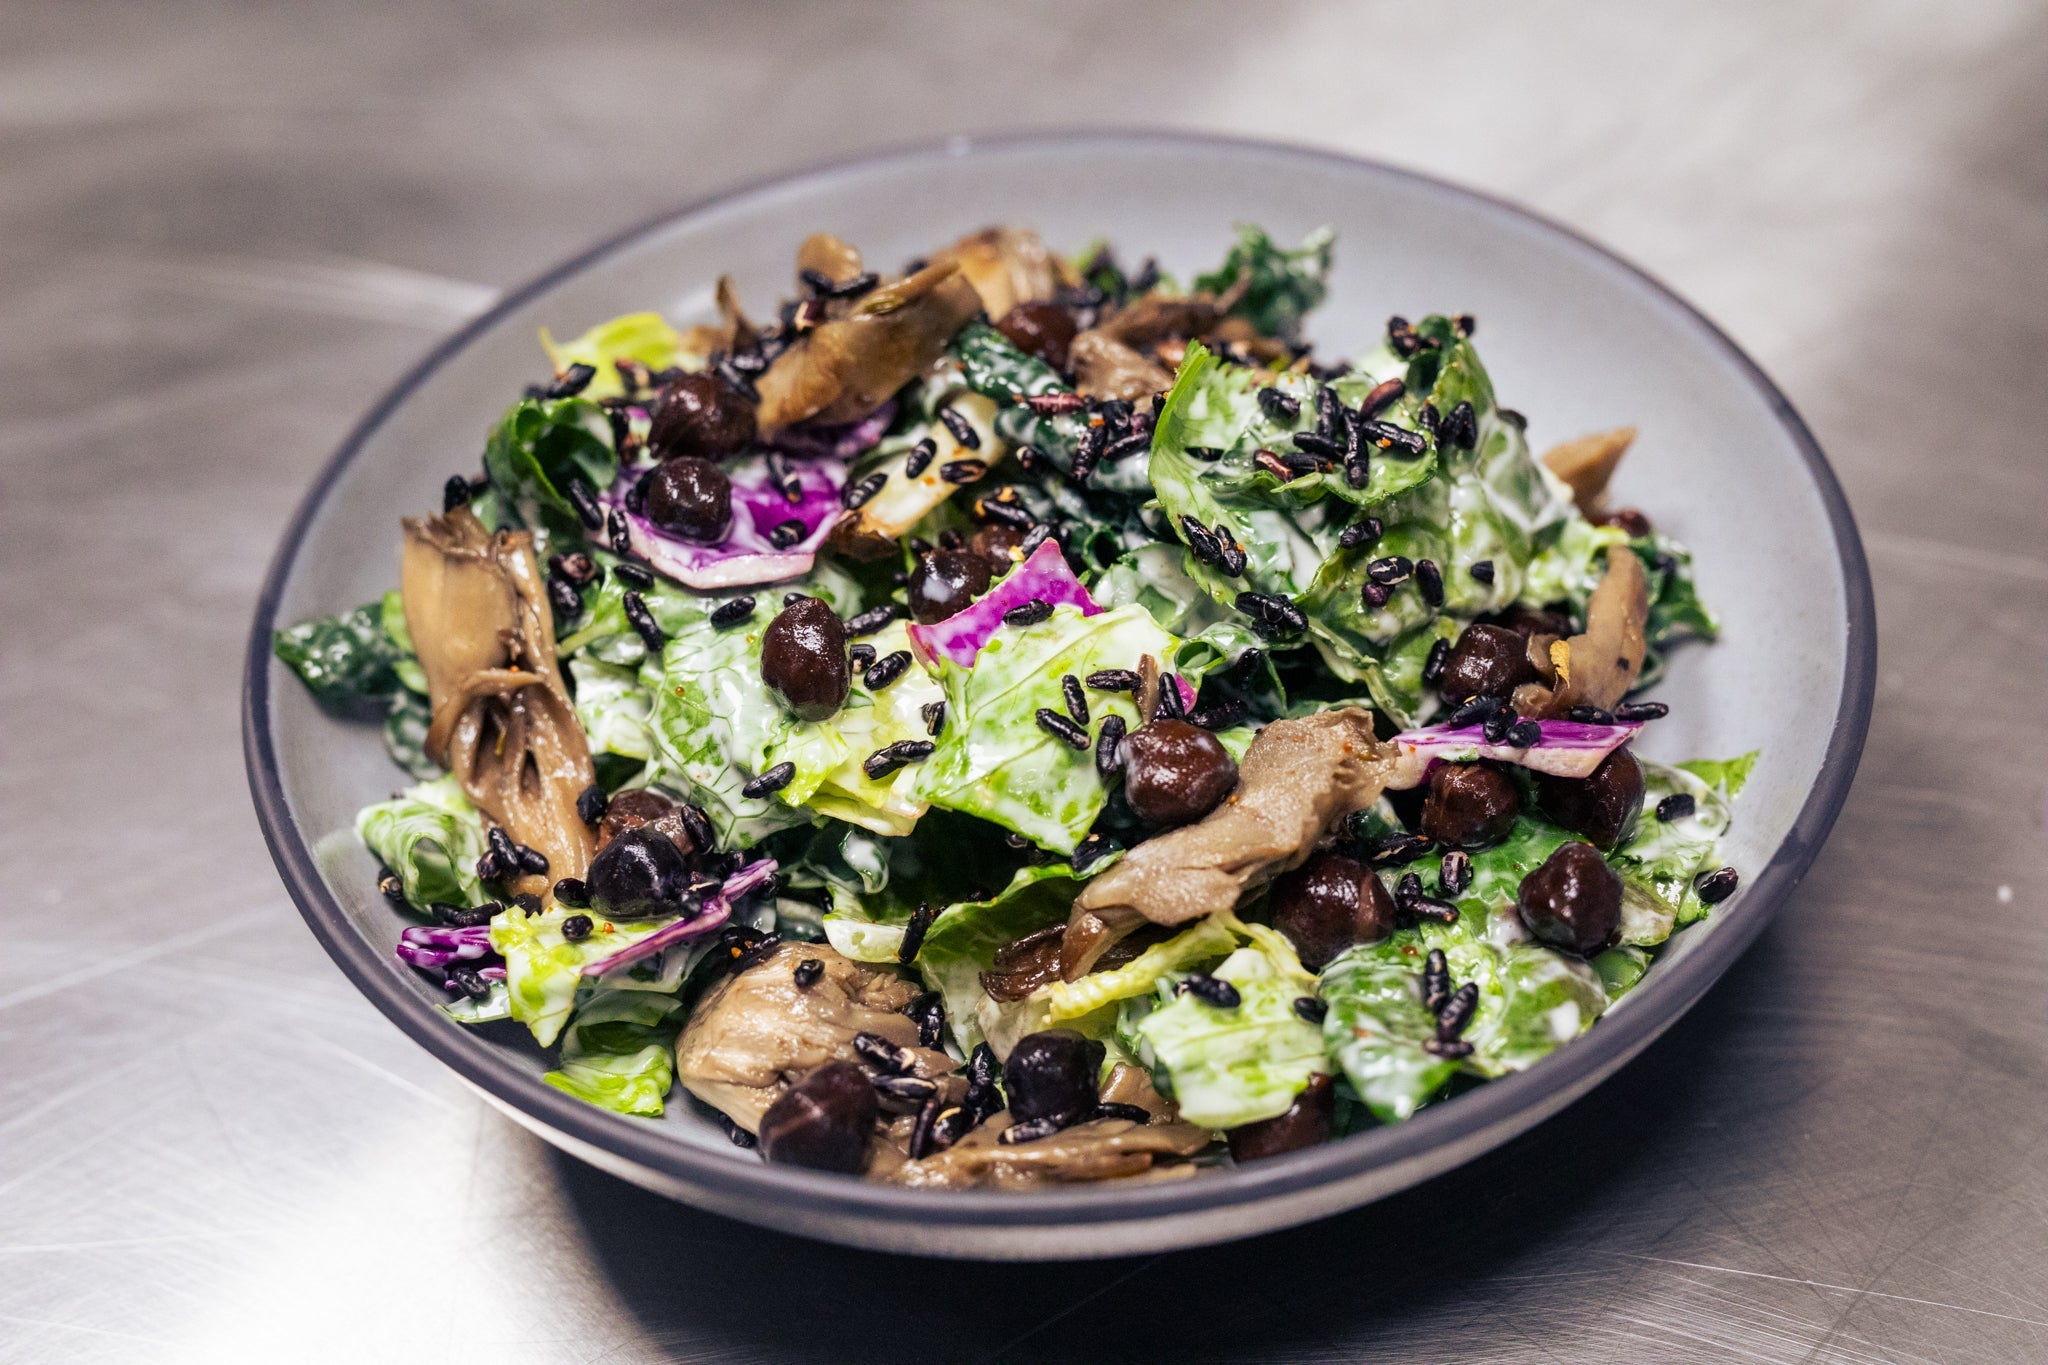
[244,131,1874,1260]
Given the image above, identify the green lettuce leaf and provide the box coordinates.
[647,599,942,846]
[538,312,686,402]
[909,864,1081,1052]
[542,989,681,1116]
[1619,757,1748,929]
[570,656,655,766]
[381,690,439,781]
[490,904,689,1047]
[1130,942,1324,1128]
[911,602,1183,854]
[354,774,485,910]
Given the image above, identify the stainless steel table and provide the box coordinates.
[5,3,2044,1360]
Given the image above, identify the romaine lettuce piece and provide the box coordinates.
[912,601,1182,853]
[647,604,943,845]
[569,656,654,765]
[490,904,691,1047]
[909,864,1082,1051]
[381,690,438,781]
[538,311,687,401]
[1620,755,1751,929]
[542,989,681,1116]
[1044,914,1239,1023]
[1131,943,1325,1128]
[355,774,486,910]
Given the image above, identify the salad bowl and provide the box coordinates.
[245,131,1873,1258]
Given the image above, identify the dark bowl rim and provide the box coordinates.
[243,128,1877,1238]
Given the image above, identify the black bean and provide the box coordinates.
[1339,516,1384,551]
[842,470,887,509]
[862,739,935,779]
[1087,669,1141,692]
[561,913,594,943]
[898,902,937,963]
[1440,401,1478,450]
[1002,598,1054,627]
[1504,718,1542,748]
[1094,714,1126,782]
[1358,419,1428,458]
[1367,831,1436,867]
[1367,555,1413,586]
[844,603,906,637]
[1359,377,1405,418]
[1470,560,1496,584]
[1656,793,1696,822]
[1422,948,1451,1014]
[1235,590,1308,638]
[1183,973,1242,1009]
[1060,674,1089,726]
[863,650,912,690]
[1293,996,1328,1025]
[741,763,796,799]
[553,877,590,908]
[442,474,473,513]
[548,577,582,620]
[567,477,604,531]
[793,957,824,989]
[709,595,755,630]
[1438,849,1473,898]
[1416,558,1445,606]
[922,699,946,737]
[1614,701,1670,722]
[903,436,936,478]
[1567,705,1616,725]
[1422,638,1450,686]
[1071,832,1122,875]
[1695,866,1740,903]
[1437,982,1479,1038]
[1035,708,1090,750]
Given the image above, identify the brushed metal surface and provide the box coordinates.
[3,1,2044,1361]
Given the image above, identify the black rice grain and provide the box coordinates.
[741,763,795,799]
[1035,708,1090,750]
[863,650,912,690]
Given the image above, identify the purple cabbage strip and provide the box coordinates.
[395,923,496,971]
[907,540,1101,668]
[579,857,780,979]
[601,454,843,590]
[1389,718,1643,782]
[767,398,897,460]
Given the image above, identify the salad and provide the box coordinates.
[277,223,1749,1188]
